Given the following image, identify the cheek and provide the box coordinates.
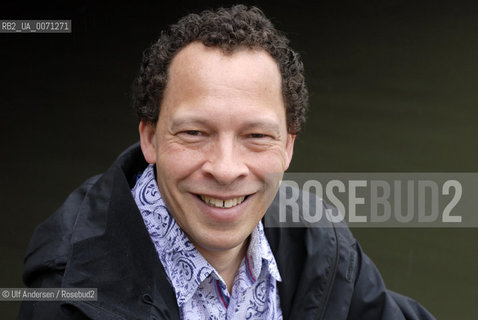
[246,147,289,174]
[156,143,205,181]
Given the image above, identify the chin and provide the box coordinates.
[198,231,249,252]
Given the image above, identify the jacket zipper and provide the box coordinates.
[317,224,340,320]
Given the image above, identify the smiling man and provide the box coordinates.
[20,5,435,320]
[139,42,294,295]
[135,41,293,318]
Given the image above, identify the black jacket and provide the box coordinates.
[19,143,435,320]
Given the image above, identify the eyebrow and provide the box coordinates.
[170,117,209,131]
[241,121,282,135]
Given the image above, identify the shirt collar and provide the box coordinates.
[132,164,281,306]
[247,220,282,283]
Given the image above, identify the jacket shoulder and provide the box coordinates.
[22,174,102,286]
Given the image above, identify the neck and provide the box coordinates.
[196,238,249,294]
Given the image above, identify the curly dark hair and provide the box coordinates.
[132,4,308,134]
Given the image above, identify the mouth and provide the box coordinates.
[199,195,248,208]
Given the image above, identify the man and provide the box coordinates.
[19,5,435,320]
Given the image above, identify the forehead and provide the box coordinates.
[156,42,287,131]
[165,42,283,101]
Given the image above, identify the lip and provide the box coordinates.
[192,192,253,223]
[197,193,249,201]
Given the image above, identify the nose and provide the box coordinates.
[201,135,249,185]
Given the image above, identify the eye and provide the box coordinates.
[185,130,201,136]
[249,133,266,138]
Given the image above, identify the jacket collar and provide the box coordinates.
[61,143,180,319]
[264,196,339,319]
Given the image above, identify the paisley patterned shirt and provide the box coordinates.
[131,165,283,319]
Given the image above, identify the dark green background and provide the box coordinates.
[1,1,477,319]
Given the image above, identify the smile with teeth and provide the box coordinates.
[200,195,246,208]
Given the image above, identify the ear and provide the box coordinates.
[139,120,158,164]
[284,134,296,170]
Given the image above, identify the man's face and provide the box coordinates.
[140,42,295,256]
